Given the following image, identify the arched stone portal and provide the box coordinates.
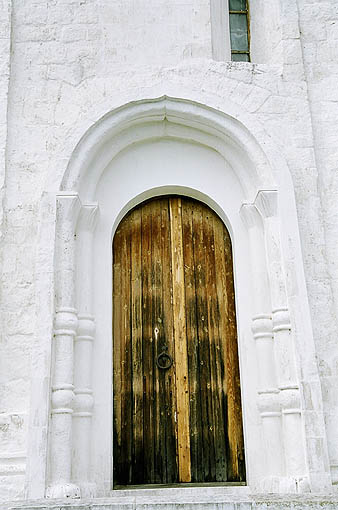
[26,97,331,500]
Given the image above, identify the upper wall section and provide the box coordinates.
[13,0,213,71]
[100,0,213,64]
[13,0,296,76]
[250,0,283,65]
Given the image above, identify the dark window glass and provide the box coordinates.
[229,13,249,51]
[229,0,250,62]
[229,0,246,11]
[231,53,249,62]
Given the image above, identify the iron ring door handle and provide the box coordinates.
[156,351,173,370]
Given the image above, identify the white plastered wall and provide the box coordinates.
[1,0,337,502]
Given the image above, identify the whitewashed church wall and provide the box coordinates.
[0,0,11,236]
[0,0,28,502]
[0,0,337,501]
[249,0,283,65]
[297,0,338,485]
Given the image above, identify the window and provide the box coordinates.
[229,0,250,62]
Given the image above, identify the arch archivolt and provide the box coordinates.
[28,96,331,500]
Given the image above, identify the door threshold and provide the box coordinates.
[110,484,250,503]
[114,482,247,490]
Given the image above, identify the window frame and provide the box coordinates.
[228,0,251,62]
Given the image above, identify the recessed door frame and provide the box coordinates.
[28,97,329,499]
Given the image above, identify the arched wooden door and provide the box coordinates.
[113,196,245,486]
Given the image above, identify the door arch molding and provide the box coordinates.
[27,96,331,499]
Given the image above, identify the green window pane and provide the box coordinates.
[229,0,247,11]
[229,13,249,52]
[231,53,249,62]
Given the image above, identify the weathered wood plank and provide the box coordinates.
[160,198,178,483]
[113,222,122,485]
[120,213,132,484]
[181,199,202,482]
[131,207,143,483]
[204,207,226,481]
[211,213,229,482]
[202,205,218,482]
[223,229,246,482]
[151,198,165,483]
[192,201,214,481]
[169,197,191,483]
[141,201,154,484]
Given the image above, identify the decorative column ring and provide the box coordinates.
[240,204,284,481]
[72,204,99,496]
[46,194,81,499]
[255,190,308,491]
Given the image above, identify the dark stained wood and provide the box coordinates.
[223,228,246,481]
[130,208,143,483]
[160,199,178,483]
[141,201,154,484]
[113,213,133,484]
[181,200,202,482]
[152,198,165,483]
[113,195,245,486]
[192,202,214,481]
[112,220,122,484]
[203,205,227,482]
[213,214,245,481]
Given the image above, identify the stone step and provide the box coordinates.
[4,488,338,510]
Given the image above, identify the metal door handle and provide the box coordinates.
[156,351,173,370]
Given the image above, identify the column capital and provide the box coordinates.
[77,203,99,233]
[255,190,278,219]
[56,193,82,232]
[239,202,262,229]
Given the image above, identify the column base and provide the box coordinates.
[77,482,97,498]
[255,476,310,493]
[46,482,80,499]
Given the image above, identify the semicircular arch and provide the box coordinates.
[59,96,288,203]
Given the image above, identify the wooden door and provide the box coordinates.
[113,196,245,486]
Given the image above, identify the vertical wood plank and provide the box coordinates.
[223,229,246,481]
[169,197,191,483]
[160,198,178,483]
[213,215,232,480]
[192,202,215,481]
[141,201,154,483]
[120,213,132,484]
[130,208,143,483]
[113,223,122,485]
[213,214,229,400]
[181,199,203,482]
[203,206,226,481]
[201,205,217,482]
[152,198,165,483]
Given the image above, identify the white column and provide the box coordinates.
[46,194,81,499]
[72,204,98,496]
[240,204,284,481]
[255,190,308,491]
[210,0,231,61]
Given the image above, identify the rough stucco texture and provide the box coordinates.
[1,0,338,502]
[297,0,338,483]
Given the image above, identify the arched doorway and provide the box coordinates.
[113,195,245,486]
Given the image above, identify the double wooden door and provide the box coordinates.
[113,196,245,486]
